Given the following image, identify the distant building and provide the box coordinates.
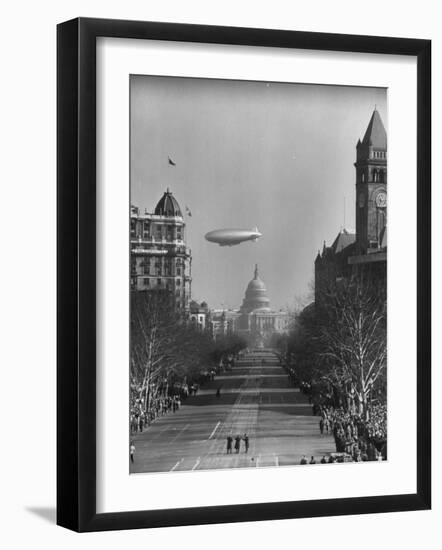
[189,300,210,331]
[130,189,192,311]
[209,309,241,340]
[236,265,289,347]
[315,108,387,300]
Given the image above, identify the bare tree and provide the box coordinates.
[317,276,386,419]
[131,291,177,413]
[130,290,215,419]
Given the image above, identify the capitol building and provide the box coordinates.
[236,265,288,347]
[209,265,288,347]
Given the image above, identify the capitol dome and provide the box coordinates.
[240,265,271,313]
[154,189,182,217]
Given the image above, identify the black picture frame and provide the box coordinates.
[57,17,431,532]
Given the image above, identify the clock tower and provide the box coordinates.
[355,108,387,253]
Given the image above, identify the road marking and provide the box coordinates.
[168,424,190,445]
[170,458,183,471]
[149,425,170,441]
[192,457,201,470]
[208,421,221,440]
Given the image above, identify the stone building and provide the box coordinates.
[130,189,192,311]
[354,108,387,254]
[209,309,241,340]
[236,265,289,347]
[189,300,210,331]
[315,108,387,300]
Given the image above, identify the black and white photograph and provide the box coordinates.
[0,0,435,543]
[129,76,388,474]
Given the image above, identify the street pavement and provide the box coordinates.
[130,349,335,473]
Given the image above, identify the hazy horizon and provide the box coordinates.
[131,76,387,311]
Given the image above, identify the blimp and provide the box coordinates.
[205,227,262,247]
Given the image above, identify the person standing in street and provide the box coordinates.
[130,441,136,463]
[226,435,233,454]
[243,433,249,453]
[234,435,241,453]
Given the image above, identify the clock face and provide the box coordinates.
[375,192,387,208]
[358,193,365,208]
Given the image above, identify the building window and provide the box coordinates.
[157,278,161,286]
[144,278,150,286]
[177,279,181,286]
[143,265,150,275]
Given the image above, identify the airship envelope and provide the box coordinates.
[205,227,262,247]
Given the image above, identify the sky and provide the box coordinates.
[131,76,387,311]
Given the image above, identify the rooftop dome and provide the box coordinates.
[240,265,271,313]
[154,189,182,217]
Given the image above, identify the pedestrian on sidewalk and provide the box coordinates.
[226,435,233,454]
[130,441,136,464]
[309,456,316,464]
[216,388,221,398]
[300,455,307,465]
[234,435,241,453]
[319,418,324,435]
[243,433,249,453]
[324,418,330,434]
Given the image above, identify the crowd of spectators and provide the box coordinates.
[317,403,387,461]
[130,367,220,434]
[130,394,183,434]
[284,364,387,462]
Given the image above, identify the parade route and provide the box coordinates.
[130,350,335,473]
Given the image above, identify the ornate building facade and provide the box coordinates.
[354,108,387,254]
[315,108,387,300]
[130,189,192,311]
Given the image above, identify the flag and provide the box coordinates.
[168,156,176,166]
[185,206,192,217]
